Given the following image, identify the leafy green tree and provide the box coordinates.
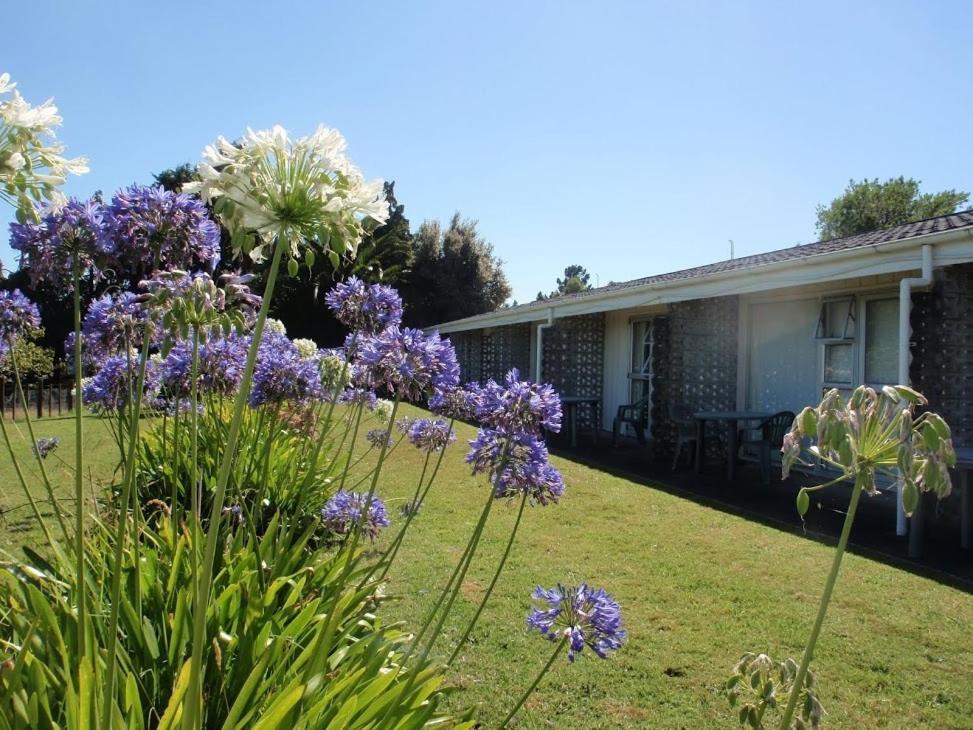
[535,265,593,300]
[0,330,55,383]
[400,213,511,327]
[815,177,970,240]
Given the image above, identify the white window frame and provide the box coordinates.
[625,317,655,438]
[816,291,898,394]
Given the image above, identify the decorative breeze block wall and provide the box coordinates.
[542,313,605,430]
[652,296,739,458]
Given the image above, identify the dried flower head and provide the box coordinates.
[723,652,824,730]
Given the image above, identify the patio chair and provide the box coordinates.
[739,410,795,485]
[669,403,698,471]
[612,395,649,447]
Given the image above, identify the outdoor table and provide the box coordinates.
[693,410,771,481]
[560,395,601,448]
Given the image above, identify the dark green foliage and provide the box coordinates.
[815,177,970,240]
[536,264,593,301]
[399,213,511,327]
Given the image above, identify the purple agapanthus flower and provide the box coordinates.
[365,428,391,449]
[407,418,456,452]
[325,276,403,332]
[526,583,626,661]
[81,291,146,360]
[0,289,41,356]
[395,416,416,434]
[101,184,221,273]
[466,428,565,505]
[321,490,390,541]
[33,436,60,459]
[429,383,481,422]
[476,368,562,435]
[355,326,459,401]
[249,331,323,407]
[82,354,161,412]
[338,387,378,410]
[9,198,106,289]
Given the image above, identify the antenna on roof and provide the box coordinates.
[729,240,735,260]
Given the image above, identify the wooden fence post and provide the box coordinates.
[36,380,43,419]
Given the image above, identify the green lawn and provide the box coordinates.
[3,406,972,728]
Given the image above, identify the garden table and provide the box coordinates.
[693,410,771,481]
[560,395,601,448]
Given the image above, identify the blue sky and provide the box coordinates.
[4,1,971,302]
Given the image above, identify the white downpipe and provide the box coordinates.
[896,244,934,535]
[535,308,555,382]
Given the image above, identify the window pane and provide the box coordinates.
[864,298,899,385]
[824,343,853,384]
[822,299,856,339]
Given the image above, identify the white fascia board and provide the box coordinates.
[430,228,973,334]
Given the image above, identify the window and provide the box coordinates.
[817,293,899,391]
[626,319,654,436]
[864,298,899,385]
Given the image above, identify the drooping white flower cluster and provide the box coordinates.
[0,72,88,213]
[186,125,389,264]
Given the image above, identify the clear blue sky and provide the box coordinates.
[4,1,971,302]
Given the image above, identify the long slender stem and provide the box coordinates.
[370,450,432,584]
[778,473,864,729]
[448,490,528,666]
[183,236,286,730]
[500,636,566,728]
[0,410,57,546]
[100,323,154,727]
[7,336,70,540]
[71,254,87,678]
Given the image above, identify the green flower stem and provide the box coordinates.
[499,635,567,728]
[100,323,155,728]
[448,489,528,666]
[778,472,864,730]
[6,335,69,540]
[71,253,87,677]
[182,235,287,730]
[0,408,57,547]
[338,401,366,491]
[368,448,433,585]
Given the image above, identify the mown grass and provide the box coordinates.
[372,405,973,729]
[3,405,972,728]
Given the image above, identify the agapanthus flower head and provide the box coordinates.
[466,428,565,505]
[292,338,319,360]
[101,184,220,273]
[83,354,161,412]
[321,490,390,541]
[338,386,377,410]
[266,318,287,335]
[429,383,481,422]
[0,289,40,355]
[33,436,60,459]
[365,428,391,449]
[1,73,88,211]
[325,276,403,332]
[355,326,459,401]
[476,368,562,435]
[186,125,389,263]
[319,349,352,397]
[140,270,257,342]
[373,398,394,424]
[526,583,626,661]
[249,331,323,407]
[81,291,145,360]
[9,197,105,289]
[395,416,416,434]
[407,418,455,452]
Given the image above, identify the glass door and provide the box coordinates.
[627,319,654,438]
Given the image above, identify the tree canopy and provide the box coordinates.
[536,264,593,301]
[815,177,970,241]
[400,214,511,327]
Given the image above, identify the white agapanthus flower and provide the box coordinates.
[0,72,88,213]
[292,338,319,360]
[265,318,287,335]
[373,398,394,424]
[186,124,389,265]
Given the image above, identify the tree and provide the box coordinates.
[400,213,510,327]
[815,177,970,241]
[535,265,593,300]
[0,329,55,383]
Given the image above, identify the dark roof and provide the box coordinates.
[442,210,973,325]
